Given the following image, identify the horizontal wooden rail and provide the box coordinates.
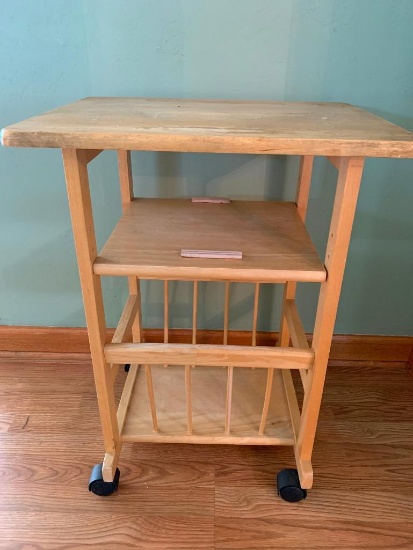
[104,343,314,370]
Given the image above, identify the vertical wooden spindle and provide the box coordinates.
[164,280,169,344]
[192,281,198,345]
[145,365,158,432]
[259,369,274,435]
[164,280,169,368]
[224,282,232,434]
[185,281,198,434]
[224,281,230,345]
[118,150,158,435]
[185,365,193,434]
[225,366,234,435]
[252,283,260,347]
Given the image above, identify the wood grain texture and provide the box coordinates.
[62,148,119,479]
[0,353,412,548]
[298,157,365,462]
[94,199,326,282]
[3,97,413,157]
[121,366,294,445]
[408,344,413,372]
[0,327,410,365]
[104,342,314,370]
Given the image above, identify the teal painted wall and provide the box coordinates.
[1,0,412,334]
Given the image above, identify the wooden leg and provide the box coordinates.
[62,148,119,482]
[279,155,314,347]
[118,150,153,432]
[282,369,313,488]
[277,156,312,474]
[259,156,314,444]
[295,155,314,220]
[297,157,365,485]
[118,150,134,210]
[118,150,140,339]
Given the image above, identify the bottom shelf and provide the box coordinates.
[121,366,295,445]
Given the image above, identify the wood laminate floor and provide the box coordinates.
[0,352,412,549]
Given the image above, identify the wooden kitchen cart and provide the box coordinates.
[3,98,413,501]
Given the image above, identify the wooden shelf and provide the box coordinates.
[121,365,295,445]
[94,199,326,283]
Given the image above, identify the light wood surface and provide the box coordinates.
[186,280,198,433]
[1,355,413,548]
[108,294,139,384]
[117,364,139,434]
[62,148,119,481]
[279,155,313,349]
[122,365,294,444]
[223,282,230,346]
[145,364,158,432]
[117,149,142,350]
[104,342,314,370]
[282,369,313,488]
[118,149,134,211]
[164,280,169,344]
[252,283,260,346]
[185,364,193,434]
[284,298,309,390]
[295,156,313,223]
[111,295,139,345]
[298,157,365,462]
[284,299,308,350]
[163,280,169,369]
[192,281,198,345]
[258,369,274,436]
[224,366,234,435]
[3,97,413,157]
[94,199,326,282]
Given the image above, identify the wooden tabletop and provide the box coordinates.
[2,97,413,157]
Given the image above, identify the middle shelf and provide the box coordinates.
[94,198,326,283]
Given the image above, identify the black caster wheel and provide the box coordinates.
[277,468,307,503]
[88,464,120,496]
[124,364,131,373]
